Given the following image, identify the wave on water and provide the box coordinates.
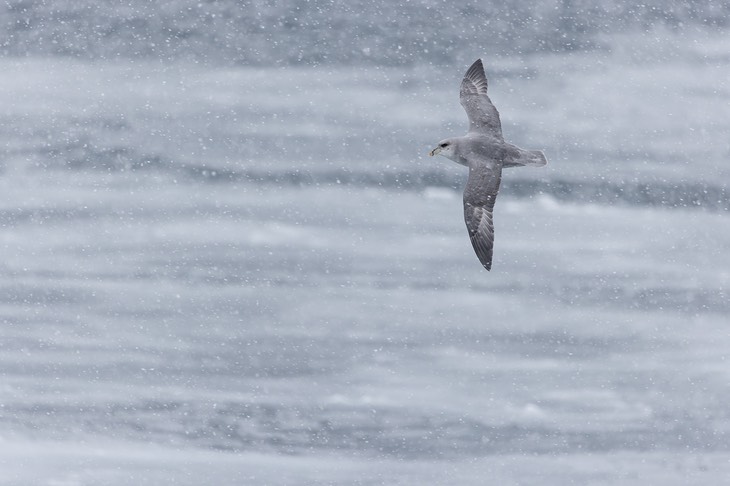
[2,0,728,65]
[182,166,730,213]
[6,149,727,212]
[4,394,728,459]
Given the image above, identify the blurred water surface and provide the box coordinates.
[0,10,729,486]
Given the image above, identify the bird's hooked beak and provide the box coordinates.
[429,147,441,157]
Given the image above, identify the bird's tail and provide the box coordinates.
[503,145,548,169]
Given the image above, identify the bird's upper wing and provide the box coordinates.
[463,162,502,271]
[459,59,503,140]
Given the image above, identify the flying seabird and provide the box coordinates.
[429,59,547,271]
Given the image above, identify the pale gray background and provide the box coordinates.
[1,1,729,484]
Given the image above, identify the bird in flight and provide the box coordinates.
[429,59,547,271]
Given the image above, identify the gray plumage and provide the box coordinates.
[429,59,547,271]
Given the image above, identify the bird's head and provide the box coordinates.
[429,139,456,160]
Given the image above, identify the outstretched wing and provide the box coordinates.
[463,163,502,271]
[460,59,503,140]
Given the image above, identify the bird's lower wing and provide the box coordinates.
[464,201,495,271]
[463,163,502,271]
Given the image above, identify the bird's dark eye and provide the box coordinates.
[439,143,448,148]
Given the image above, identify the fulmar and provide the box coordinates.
[429,59,547,271]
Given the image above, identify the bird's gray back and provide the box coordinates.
[456,134,510,167]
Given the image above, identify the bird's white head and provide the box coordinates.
[429,139,457,161]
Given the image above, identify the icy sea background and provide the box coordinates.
[1,1,730,484]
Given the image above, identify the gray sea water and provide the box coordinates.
[1,3,730,484]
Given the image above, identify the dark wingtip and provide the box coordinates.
[466,59,484,76]
[472,242,493,271]
[463,59,488,90]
